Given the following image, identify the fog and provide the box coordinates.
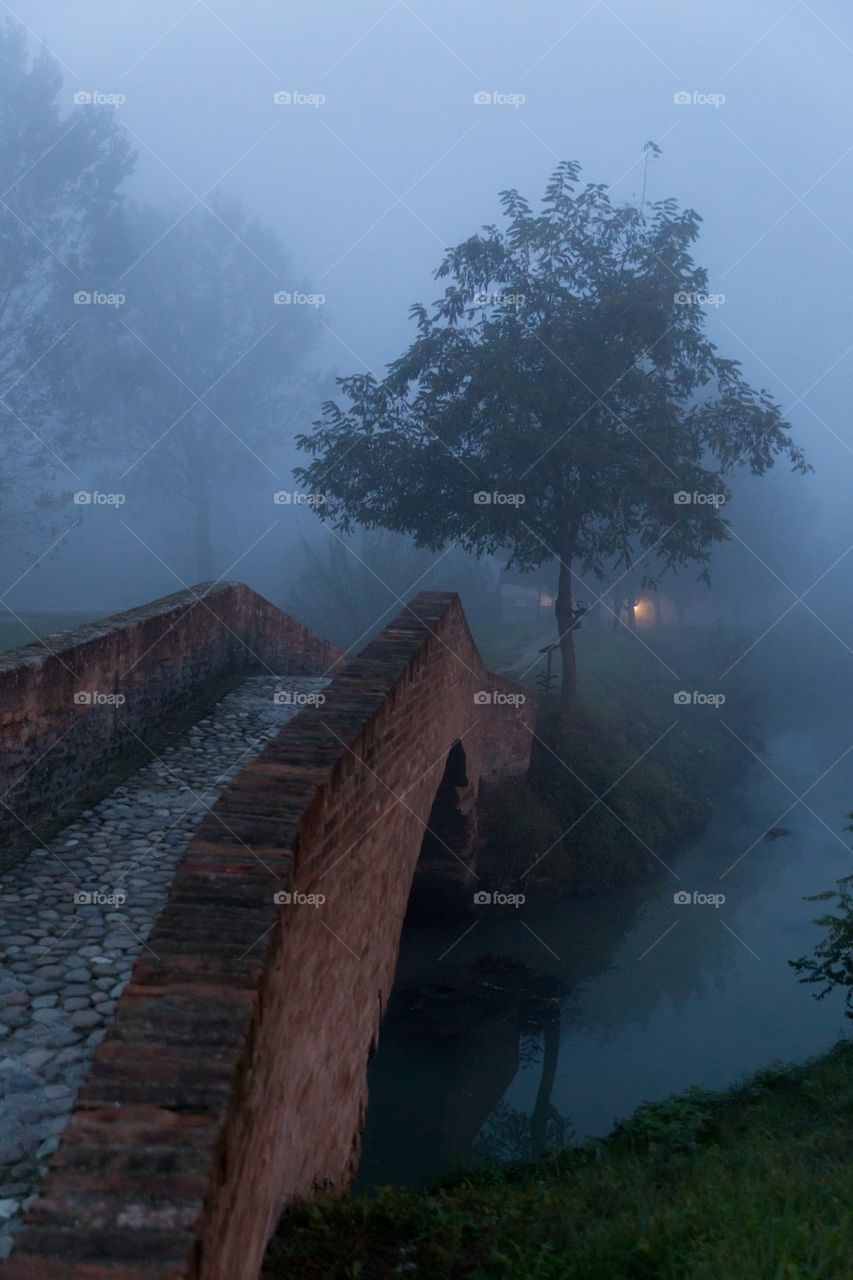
[1,0,851,635]
[4,6,853,1264]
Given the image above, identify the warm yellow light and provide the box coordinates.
[632,598,651,619]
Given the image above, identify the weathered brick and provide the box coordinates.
[0,582,342,852]
[7,592,533,1280]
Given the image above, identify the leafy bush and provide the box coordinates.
[477,776,565,890]
[791,819,853,1018]
[499,702,708,895]
[475,627,759,897]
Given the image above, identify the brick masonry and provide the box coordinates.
[0,582,342,856]
[3,591,533,1280]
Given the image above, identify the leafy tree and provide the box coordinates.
[98,200,321,580]
[0,19,132,540]
[297,159,807,725]
[791,828,853,1020]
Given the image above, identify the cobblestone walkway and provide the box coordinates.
[0,674,328,1256]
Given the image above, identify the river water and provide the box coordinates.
[355,634,852,1191]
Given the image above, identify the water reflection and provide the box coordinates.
[356,643,852,1193]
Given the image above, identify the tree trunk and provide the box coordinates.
[530,1016,560,1157]
[555,553,577,728]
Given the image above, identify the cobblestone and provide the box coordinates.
[0,674,326,1251]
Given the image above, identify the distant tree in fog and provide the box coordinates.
[285,528,496,651]
[0,19,133,541]
[297,159,809,727]
[707,466,822,625]
[94,200,320,580]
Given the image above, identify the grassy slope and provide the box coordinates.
[476,622,760,895]
[263,1040,853,1279]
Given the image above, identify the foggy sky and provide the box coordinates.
[7,0,853,609]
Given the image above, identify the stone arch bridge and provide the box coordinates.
[0,583,532,1279]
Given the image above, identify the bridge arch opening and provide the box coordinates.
[408,739,476,917]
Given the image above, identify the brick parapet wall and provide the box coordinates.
[0,582,342,852]
[4,592,533,1280]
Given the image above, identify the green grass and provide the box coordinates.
[263,1040,853,1279]
[477,625,760,895]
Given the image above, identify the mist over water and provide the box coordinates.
[357,619,852,1188]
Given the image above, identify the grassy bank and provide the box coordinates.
[263,1039,853,1279]
[476,623,762,895]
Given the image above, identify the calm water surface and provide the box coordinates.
[356,668,852,1191]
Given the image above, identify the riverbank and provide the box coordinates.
[263,1038,853,1279]
[476,625,762,896]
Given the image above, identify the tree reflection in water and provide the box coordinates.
[473,969,574,1164]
